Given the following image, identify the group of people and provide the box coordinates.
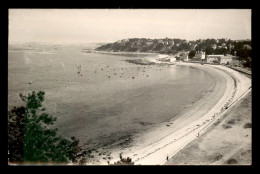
[76,64,83,76]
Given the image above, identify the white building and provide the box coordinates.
[207,55,223,63]
[158,54,168,58]
[180,53,189,61]
[168,40,174,46]
[207,54,233,64]
[194,51,206,60]
[210,44,217,50]
[219,55,233,64]
[170,57,177,62]
[146,41,154,46]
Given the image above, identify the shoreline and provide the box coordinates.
[9,46,251,165]
[93,50,158,56]
[82,56,251,165]
[127,64,238,165]
[164,90,252,165]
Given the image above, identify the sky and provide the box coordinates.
[8,9,251,44]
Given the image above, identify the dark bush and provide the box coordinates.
[222,124,232,129]
[243,123,252,129]
[113,153,134,165]
[226,158,238,164]
[227,119,236,125]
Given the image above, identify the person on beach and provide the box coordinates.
[166,155,169,161]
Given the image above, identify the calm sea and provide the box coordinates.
[8,43,214,148]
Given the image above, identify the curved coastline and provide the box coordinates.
[93,50,158,56]
[85,54,251,165]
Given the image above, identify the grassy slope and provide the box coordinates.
[165,91,252,165]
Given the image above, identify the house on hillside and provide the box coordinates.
[243,44,252,50]
[230,56,240,66]
[146,41,154,46]
[121,39,129,43]
[158,39,164,44]
[220,43,228,49]
[207,55,222,63]
[219,55,233,64]
[164,40,169,45]
[180,53,189,61]
[135,40,142,46]
[168,40,174,46]
[207,54,233,64]
[193,51,206,61]
[210,44,217,50]
[229,44,234,50]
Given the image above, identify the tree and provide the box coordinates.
[95,43,113,51]
[153,43,165,51]
[8,106,26,162]
[205,47,214,55]
[188,50,196,58]
[8,91,88,164]
[195,45,200,52]
[215,48,228,55]
[236,49,251,59]
[177,43,192,51]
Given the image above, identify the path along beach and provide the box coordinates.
[85,56,251,165]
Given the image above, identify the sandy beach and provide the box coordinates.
[85,57,251,165]
[164,91,252,165]
[9,9,251,166]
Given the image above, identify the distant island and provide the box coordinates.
[95,38,252,68]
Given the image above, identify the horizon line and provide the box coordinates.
[8,38,251,45]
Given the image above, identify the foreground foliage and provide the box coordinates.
[113,153,134,165]
[8,91,88,164]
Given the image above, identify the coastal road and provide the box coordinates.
[86,60,251,165]
[132,64,251,165]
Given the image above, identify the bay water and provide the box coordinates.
[8,43,214,149]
